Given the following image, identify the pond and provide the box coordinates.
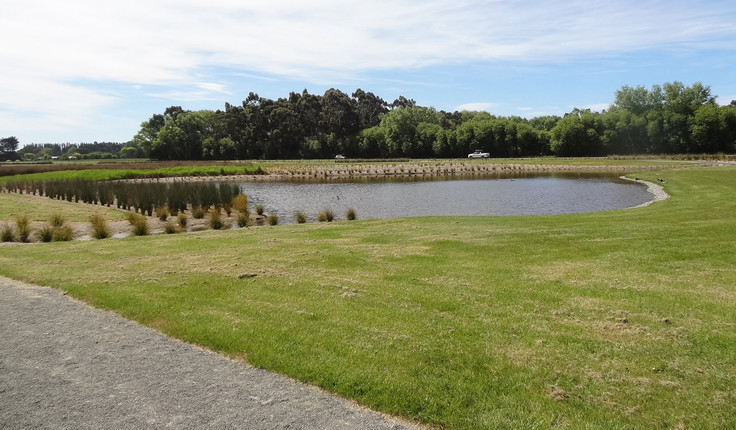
[237,173,653,224]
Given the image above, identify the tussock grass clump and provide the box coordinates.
[318,209,334,222]
[232,193,248,213]
[295,211,307,224]
[49,212,65,227]
[89,214,110,239]
[155,205,169,221]
[132,219,149,236]
[267,213,279,226]
[346,208,357,221]
[51,225,73,241]
[15,214,31,242]
[236,212,251,228]
[125,211,143,225]
[209,209,223,230]
[38,225,53,242]
[177,213,188,228]
[164,221,177,234]
[256,204,264,216]
[1,224,15,242]
[192,206,206,219]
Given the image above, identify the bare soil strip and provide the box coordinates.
[0,277,420,430]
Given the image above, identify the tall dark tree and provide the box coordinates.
[0,136,20,161]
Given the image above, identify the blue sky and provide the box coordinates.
[2,0,735,145]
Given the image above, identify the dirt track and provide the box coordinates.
[0,278,419,430]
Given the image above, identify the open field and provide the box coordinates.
[0,165,734,429]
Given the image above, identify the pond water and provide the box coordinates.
[237,174,652,224]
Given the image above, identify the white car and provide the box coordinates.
[468,150,490,159]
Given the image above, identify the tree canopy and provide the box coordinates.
[127,82,732,160]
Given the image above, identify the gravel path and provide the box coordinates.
[0,278,420,430]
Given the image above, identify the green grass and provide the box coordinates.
[0,193,127,222]
[0,166,734,429]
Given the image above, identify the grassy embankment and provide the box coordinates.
[0,165,734,429]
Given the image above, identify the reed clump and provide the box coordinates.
[209,209,224,230]
[15,214,31,242]
[1,224,15,242]
[267,213,279,226]
[346,208,357,221]
[295,211,307,224]
[164,221,177,234]
[318,209,334,222]
[89,214,110,239]
[236,212,251,228]
[177,213,188,228]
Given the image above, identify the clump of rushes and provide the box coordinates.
[49,213,65,227]
[177,213,188,228]
[295,211,307,224]
[132,217,149,236]
[267,213,279,226]
[318,209,334,222]
[256,205,265,216]
[15,214,31,242]
[232,193,248,213]
[156,205,169,221]
[236,212,251,228]
[346,208,357,221]
[1,224,15,242]
[125,211,141,225]
[51,225,73,242]
[192,206,206,219]
[89,214,110,239]
[164,220,177,234]
[38,225,53,242]
[209,209,223,230]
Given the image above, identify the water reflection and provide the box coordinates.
[236,173,652,224]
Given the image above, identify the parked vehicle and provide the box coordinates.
[468,150,490,159]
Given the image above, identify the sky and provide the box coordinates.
[1,0,736,145]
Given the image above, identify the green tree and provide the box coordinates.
[550,109,605,156]
[0,136,20,161]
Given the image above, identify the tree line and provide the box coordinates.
[6,82,735,161]
[128,82,735,160]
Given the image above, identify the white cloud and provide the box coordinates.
[456,102,499,112]
[1,0,735,141]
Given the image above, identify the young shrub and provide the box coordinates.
[232,193,248,213]
[295,211,307,224]
[52,225,73,242]
[177,212,188,228]
[15,214,31,242]
[38,225,53,242]
[236,212,251,228]
[49,213,65,227]
[346,208,357,221]
[209,209,223,230]
[125,211,142,225]
[164,220,177,234]
[89,214,110,240]
[132,218,149,236]
[255,204,264,216]
[155,205,169,221]
[1,224,15,242]
[267,213,279,226]
[319,209,334,222]
[192,205,206,219]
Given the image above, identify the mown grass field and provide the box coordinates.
[0,166,734,429]
[0,193,127,222]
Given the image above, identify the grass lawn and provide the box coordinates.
[1,166,734,429]
[0,192,128,222]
